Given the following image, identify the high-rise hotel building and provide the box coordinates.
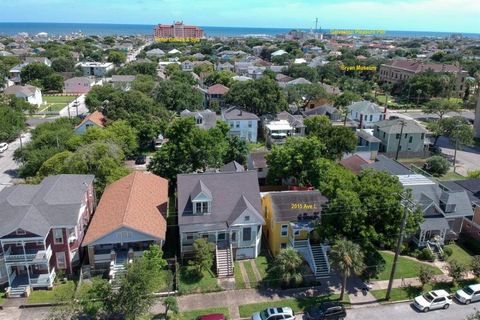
[154,21,204,39]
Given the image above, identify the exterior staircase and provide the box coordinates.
[110,262,127,289]
[8,285,27,298]
[310,244,330,279]
[216,245,234,277]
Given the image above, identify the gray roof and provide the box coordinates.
[287,78,312,86]
[4,84,39,97]
[177,171,264,232]
[348,100,383,114]
[302,105,340,117]
[420,216,450,231]
[222,106,259,121]
[267,191,328,222]
[180,109,218,130]
[361,155,413,175]
[0,175,94,238]
[375,119,428,134]
[442,179,480,205]
[357,129,381,143]
[220,161,245,172]
[277,111,304,128]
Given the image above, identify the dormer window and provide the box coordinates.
[195,116,203,125]
[195,201,210,214]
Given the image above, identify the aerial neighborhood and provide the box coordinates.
[1,18,480,320]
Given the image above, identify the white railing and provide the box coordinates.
[45,245,52,261]
[321,245,331,274]
[295,241,316,277]
[5,253,36,262]
[94,253,112,263]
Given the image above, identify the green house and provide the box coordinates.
[374,119,428,157]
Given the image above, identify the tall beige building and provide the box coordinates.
[379,60,469,98]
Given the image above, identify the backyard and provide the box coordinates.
[373,251,443,281]
[445,243,474,266]
[38,95,78,113]
[27,280,76,304]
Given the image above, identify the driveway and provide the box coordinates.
[0,133,31,192]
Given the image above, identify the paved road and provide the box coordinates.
[389,110,475,122]
[436,136,480,176]
[58,94,88,118]
[347,300,478,320]
[0,133,31,192]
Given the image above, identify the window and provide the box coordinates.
[281,225,288,237]
[421,133,425,140]
[364,114,367,120]
[369,115,373,121]
[404,133,407,139]
[230,122,234,128]
[186,234,194,240]
[16,229,26,236]
[258,168,263,172]
[396,133,400,139]
[235,121,240,128]
[196,117,203,125]
[294,230,300,236]
[231,232,237,241]
[243,227,252,241]
[244,215,250,222]
[248,121,252,128]
[36,241,43,246]
[56,252,67,269]
[120,231,131,239]
[409,136,413,143]
[53,229,64,244]
[218,233,226,240]
[383,132,386,138]
[280,243,287,249]
[194,201,209,214]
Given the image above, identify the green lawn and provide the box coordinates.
[234,261,246,289]
[438,171,467,181]
[0,293,4,305]
[247,142,265,151]
[374,251,443,281]
[371,279,478,302]
[178,266,222,295]
[27,281,75,304]
[255,255,269,279]
[180,307,230,320]
[244,260,258,288]
[445,243,473,266]
[238,294,342,318]
[43,95,78,104]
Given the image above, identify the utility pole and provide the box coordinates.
[386,200,410,301]
[395,120,406,160]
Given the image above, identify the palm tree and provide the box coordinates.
[330,239,365,301]
[270,247,304,287]
[439,74,451,98]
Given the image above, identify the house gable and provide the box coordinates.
[231,208,264,227]
[87,226,162,246]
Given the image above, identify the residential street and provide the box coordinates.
[347,300,479,320]
[436,136,480,176]
[0,133,31,192]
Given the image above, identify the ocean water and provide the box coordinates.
[0,22,479,39]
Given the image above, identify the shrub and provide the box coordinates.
[447,259,467,285]
[418,265,434,288]
[471,256,480,278]
[443,246,453,258]
[418,248,435,262]
[423,156,450,176]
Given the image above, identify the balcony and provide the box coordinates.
[4,245,52,264]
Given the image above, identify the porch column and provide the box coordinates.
[419,230,425,245]
[6,265,11,287]
[22,241,31,285]
[87,246,95,267]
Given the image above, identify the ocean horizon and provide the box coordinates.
[0,22,479,39]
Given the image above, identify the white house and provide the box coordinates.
[181,60,194,72]
[222,106,259,142]
[4,85,43,106]
[264,119,293,145]
[77,62,114,77]
[271,49,288,57]
[168,49,181,55]
[347,100,387,128]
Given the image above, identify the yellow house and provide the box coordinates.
[261,190,331,278]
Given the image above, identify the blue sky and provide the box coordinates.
[1,0,479,33]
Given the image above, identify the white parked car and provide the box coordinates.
[455,284,480,304]
[413,290,452,312]
[251,307,295,320]
[0,143,8,153]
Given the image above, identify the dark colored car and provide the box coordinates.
[197,313,225,320]
[135,155,147,165]
[303,301,346,320]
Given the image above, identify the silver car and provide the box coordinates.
[0,143,8,153]
[455,284,480,304]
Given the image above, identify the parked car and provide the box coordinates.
[198,314,225,320]
[303,301,346,320]
[455,284,480,304]
[0,143,8,153]
[413,290,452,312]
[135,155,147,165]
[251,307,295,320]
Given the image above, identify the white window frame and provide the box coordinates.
[16,229,26,236]
[281,224,288,237]
[53,228,64,244]
[56,251,67,269]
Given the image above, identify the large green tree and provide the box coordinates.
[422,98,461,120]
[154,80,204,112]
[268,248,304,288]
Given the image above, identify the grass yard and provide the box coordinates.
[244,260,258,288]
[27,281,75,304]
[238,294,343,318]
[445,243,474,266]
[43,95,78,104]
[180,307,230,320]
[438,171,467,181]
[234,261,246,289]
[371,279,479,302]
[178,266,222,295]
[247,142,265,152]
[0,293,4,305]
[255,255,269,278]
[374,251,443,281]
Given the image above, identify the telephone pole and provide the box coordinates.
[385,199,410,301]
[395,120,406,160]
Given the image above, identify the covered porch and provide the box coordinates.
[413,217,450,247]
[88,240,158,267]
[6,263,55,289]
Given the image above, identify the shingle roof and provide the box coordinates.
[180,109,218,130]
[361,155,413,175]
[208,84,229,95]
[177,171,264,232]
[83,172,168,245]
[277,111,304,128]
[222,106,259,121]
[267,191,328,222]
[348,100,383,114]
[442,179,480,205]
[375,119,428,134]
[248,151,268,169]
[387,60,463,73]
[0,175,94,238]
[76,111,106,129]
[340,154,370,174]
[220,161,245,172]
[4,84,38,97]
